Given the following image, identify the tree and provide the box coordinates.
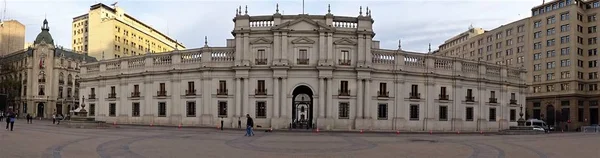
[0,62,23,112]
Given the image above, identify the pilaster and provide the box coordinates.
[235,78,241,117]
[319,78,325,118]
[326,78,333,118]
[281,78,288,118]
[243,78,249,116]
[281,32,288,63]
[273,78,280,118]
[274,32,281,61]
[243,33,250,64]
[356,79,363,118]
[364,79,371,119]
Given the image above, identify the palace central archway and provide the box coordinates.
[291,85,314,129]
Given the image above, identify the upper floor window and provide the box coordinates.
[256,80,266,95]
[218,80,227,95]
[158,83,166,96]
[410,85,420,99]
[297,49,308,65]
[255,49,267,65]
[339,50,350,65]
[378,82,388,97]
[339,81,349,96]
[560,12,570,21]
[534,21,542,28]
[186,82,196,95]
[547,16,556,24]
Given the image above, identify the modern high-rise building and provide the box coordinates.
[435,0,600,131]
[0,20,25,56]
[72,3,185,60]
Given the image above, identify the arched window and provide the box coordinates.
[59,72,64,84]
[67,74,73,85]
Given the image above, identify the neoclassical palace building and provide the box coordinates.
[79,7,527,131]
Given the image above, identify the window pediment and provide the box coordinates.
[333,38,357,46]
[291,37,315,44]
[250,37,273,44]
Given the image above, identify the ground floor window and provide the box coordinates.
[489,108,496,122]
[158,102,166,117]
[439,105,448,121]
[89,104,95,116]
[256,101,266,118]
[132,102,140,117]
[218,101,227,118]
[377,103,388,120]
[510,109,516,122]
[187,101,196,117]
[410,104,419,120]
[109,103,116,117]
[466,107,473,121]
[338,102,349,119]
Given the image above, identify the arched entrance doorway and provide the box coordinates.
[546,104,555,127]
[37,103,45,117]
[292,85,314,129]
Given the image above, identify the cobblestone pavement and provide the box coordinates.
[1,120,599,158]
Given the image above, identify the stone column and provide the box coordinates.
[243,78,249,116]
[319,78,325,118]
[235,78,241,117]
[273,78,280,118]
[356,79,363,118]
[364,79,371,119]
[326,78,333,118]
[281,78,288,118]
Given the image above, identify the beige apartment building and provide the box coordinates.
[72,3,185,60]
[0,20,25,56]
[435,0,600,131]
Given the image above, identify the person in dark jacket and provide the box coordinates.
[5,110,15,131]
[245,114,255,136]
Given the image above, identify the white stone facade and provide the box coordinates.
[79,12,527,131]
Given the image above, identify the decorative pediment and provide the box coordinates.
[272,17,334,31]
[333,38,357,45]
[250,37,273,44]
[291,37,315,44]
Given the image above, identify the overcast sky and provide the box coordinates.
[2,0,540,53]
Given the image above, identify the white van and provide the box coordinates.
[525,119,550,133]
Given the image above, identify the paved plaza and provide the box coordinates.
[0,120,599,158]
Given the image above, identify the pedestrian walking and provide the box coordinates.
[0,111,4,122]
[56,114,63,125]
[5,110,15,131]
[245,114,255,136]
[52,112,56,124]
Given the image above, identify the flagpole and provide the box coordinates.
[302,0,305,14]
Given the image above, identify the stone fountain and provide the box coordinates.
[65,96,109,128]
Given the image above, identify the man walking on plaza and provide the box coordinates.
[245,114,255,136]
[5,110,15,131]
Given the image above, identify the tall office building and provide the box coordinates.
[72,3,185,60]
[435,0,600,131]
[0,20,25,56]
